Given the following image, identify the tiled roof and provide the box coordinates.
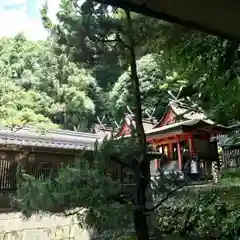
[212,124,240,146]
[147,119,229,136]
[0,127,103,151]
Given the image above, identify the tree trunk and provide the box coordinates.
[133,209,150,240]
[125,9,150,240]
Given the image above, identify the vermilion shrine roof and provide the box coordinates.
[146,119,229,140]
[155,99,214,128]
[116,99,230,139]
[116,114,157,137]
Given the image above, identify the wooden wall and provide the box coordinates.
[0,149,78,191]
[222,146,240,168]
[0,147,135,193]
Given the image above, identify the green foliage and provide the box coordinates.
[14,135,187,239]
[42,0,175,123]
[0,34,98,130]
[6,1,240,239]
[220,168,240,186]
[157,187,240,239]
[96,136,140,168]
[110,53,187,119]
[14,157,132,232]
[222,168,240,180]
[160,32,240,124]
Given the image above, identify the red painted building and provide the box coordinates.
[117,100,230,177]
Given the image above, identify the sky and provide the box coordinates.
[0,0,60,40]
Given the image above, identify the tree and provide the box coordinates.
[110,53,188,119]
[0,80,55,129]
[0,34,99,130]
[14,0,240,239]
[13,1,185,239]
[41,0,171,123]
[158,31,240,125]
[14,136,185,239]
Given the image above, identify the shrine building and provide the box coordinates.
[116,99,230,178]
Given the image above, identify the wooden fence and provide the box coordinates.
[0,160,16,191]
[0,160,136,192]
[0,161,62,191]
[222,146,240,168]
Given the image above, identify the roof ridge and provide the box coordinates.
[0,127,103,139]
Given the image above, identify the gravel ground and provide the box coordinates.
[0,210,91,240]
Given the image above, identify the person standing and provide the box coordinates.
[190,155,199,181]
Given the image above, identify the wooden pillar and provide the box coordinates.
[168,143,173,159]
[155,159,160,169]
[155,145,161,169]
[153,145,158,169]
[177,141,182,170]
[188,134,194,158]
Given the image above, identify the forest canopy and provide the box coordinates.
[9,1,240,240]
[0,1,239,130]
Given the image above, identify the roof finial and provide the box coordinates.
[97,115,106,129]
[126,105,133,115]
[168,85,185,102]
[145,107,156,120]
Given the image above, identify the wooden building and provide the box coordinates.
[215,123,240,168]
[116,100,230,179]
[0,127,103,191]
[116,113,157,137]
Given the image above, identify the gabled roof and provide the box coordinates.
[118,118,230,140]
[117,114,157,137]
[0,127,103,151]
[92,124,118,138]
[147,119,229,138]
[170,99,214,124]
[155,99,214,128]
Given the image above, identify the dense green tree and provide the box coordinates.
[14,136,185,239]
[11,1,240,240]
[158,32,240,125]
[0,80,55,129]
[27,1,171,239]
[40,0,171,122]
[0,34,98,130]
[110,53,188,119]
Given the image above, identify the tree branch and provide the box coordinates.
[108,193,133,205]
[64,208,84,217]
[110,156,134,170]
[144,185,184,213]
[116,34,131,50]
[92,35,131,50]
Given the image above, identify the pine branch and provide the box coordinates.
[110,156,134,170]
[64,208,84,217]
[144,185,184,213]
[108,193,133,205]
[93,35,131,50]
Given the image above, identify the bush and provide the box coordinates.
[221,168,240,186]
[222,168,240,180]
[156,189,240,239]
[93,229,136,240]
